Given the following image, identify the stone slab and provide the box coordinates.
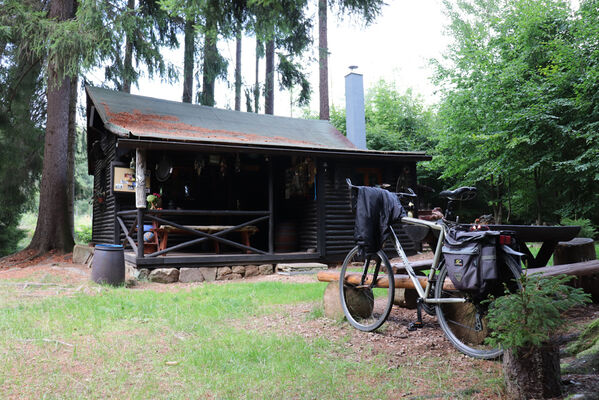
[179,268,205,283]
[73,244,94,264]
[276,262,327,275]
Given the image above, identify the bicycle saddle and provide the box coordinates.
[439,186,477,201]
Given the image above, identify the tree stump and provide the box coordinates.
[554,238,596,265]
[554,238,598,302]
[322,281,373,320]
[394,288,418,309]
[503,341,561,399]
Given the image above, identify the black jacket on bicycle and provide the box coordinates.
[353,186,406,255]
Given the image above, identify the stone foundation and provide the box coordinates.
[130,264,275,284]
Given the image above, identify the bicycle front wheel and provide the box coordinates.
[339,246,395,332]
[435,255,522,359]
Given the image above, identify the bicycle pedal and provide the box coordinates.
[407,321,423,331]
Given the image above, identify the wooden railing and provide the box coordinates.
[116,209,272,258]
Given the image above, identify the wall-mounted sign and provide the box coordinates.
[113,166,150,194]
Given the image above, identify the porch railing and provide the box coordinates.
[116,209,272,258]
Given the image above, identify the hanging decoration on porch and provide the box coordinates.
[155,155,173,182]
[285,157,316,199]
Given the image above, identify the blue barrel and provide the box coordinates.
[92,244,125,285]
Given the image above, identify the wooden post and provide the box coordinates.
[136,148,146,259]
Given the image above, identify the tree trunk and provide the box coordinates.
[28,0,75,254]
[502,342,561,399]
[234,24,242,111]
[201,29,217,106]
[254,38,260,113]
[264,39,274,115]
[182,17,195,103]
[66,75,78,238]
[122,0,135,93]
[318,0,329,120]
[533,167,543,225]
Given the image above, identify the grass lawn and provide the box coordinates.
[0,275,505,399]
[0,281,404,399]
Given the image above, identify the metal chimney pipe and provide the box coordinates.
[345,68,367,149]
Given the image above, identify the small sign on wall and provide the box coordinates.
[113,166,150,194]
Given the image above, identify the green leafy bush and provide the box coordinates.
[561,217,597,239]
[75,224,93,244]
[486,274,590,352]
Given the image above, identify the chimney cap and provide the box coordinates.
[348,65,358,71]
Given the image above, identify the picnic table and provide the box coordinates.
[486,225,580,267]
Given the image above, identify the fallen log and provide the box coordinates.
[316,270,456,291]
[526,259,599,277]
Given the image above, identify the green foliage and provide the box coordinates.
[560,218,597,239]
[432,0,599,225]
[75,224,92,245]
[486,274,591,352]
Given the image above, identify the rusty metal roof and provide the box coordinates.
[86,86,430,160]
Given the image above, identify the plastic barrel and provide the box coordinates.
[92,244,125,285]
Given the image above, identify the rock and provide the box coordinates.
[199,267,216,282]
[216,267,232,280]
[72,244,94,264]
[244,265,260,277]
[258,264,274,275]
[179,268,205,283]
[149,268,179,283]
[137,269,150,280]
[125,263,139,281]
[220,273,243,281]
[232,266,246,276]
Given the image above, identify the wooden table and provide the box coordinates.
[155,225,259,253]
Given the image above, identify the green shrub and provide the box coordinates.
[75,224,93,244]
[560,217,597,239]
[486,274,591,352]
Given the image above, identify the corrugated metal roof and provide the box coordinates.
[85,86,430,161]
[87,86,357,150]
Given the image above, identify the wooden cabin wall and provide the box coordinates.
[322,160,417,263]
[91,134,117,244]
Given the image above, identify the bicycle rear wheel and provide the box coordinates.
[435,255,522,359]
[339,245,395,332]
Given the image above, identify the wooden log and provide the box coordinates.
[527,259,599,303]
[316,270,456,290]
[553,238,596,266]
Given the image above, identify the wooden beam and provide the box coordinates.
[136,148,146,258]
[135,148,146,209]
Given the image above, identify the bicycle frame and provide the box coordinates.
[389,216,466,304]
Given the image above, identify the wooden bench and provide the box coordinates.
[155,225,259,253]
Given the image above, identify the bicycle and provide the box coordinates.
[339,179,523,359]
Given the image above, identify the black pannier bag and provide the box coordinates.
[442,228,500,294]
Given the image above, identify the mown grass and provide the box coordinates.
[0,281,415,399]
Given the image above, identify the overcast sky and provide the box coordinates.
[87,1,450,117]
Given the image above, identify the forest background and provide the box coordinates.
[0,0,598,256]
